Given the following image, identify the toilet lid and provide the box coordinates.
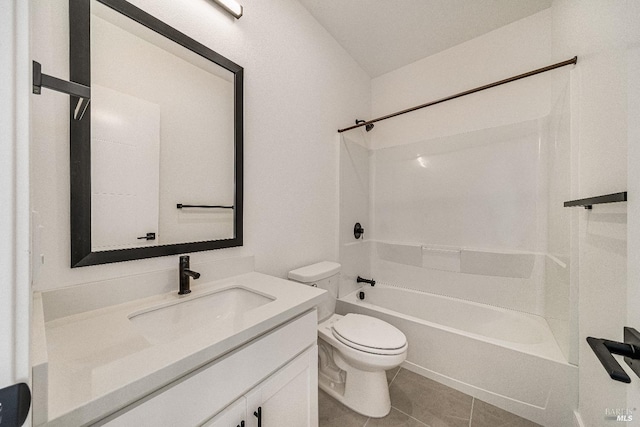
[332,314,407,353]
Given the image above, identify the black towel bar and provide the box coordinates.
[177,204,234,209]
[563,192,627,209]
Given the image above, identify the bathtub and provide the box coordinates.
[336,285,577,427]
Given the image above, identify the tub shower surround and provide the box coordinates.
[338,89,575,424]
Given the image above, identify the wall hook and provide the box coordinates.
[354,223,364,239]
[32,61,91,120]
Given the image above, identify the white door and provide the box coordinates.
[245,346,318,427]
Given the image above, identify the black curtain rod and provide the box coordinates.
[338,56,578,133]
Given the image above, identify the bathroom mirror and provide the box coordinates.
[69,0,243,267]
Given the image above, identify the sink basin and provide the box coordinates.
[129,287,275,344]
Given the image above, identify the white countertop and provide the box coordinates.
[36,272,325,426]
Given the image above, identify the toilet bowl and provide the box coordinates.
[288,262,408,418]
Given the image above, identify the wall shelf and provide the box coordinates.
[563,192,627,209]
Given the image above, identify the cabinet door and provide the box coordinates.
[201,397,246,427]
[246,346,318,427]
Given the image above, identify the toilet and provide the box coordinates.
[288,262,407,418]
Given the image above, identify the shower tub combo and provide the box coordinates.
[337,284,577,427]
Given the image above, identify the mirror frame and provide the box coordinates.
[69,0,243,267]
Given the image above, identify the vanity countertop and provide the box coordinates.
[34,272,325,426]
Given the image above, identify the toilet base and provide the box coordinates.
[318,350,391,418]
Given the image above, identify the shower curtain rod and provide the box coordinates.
[337,56,578,133]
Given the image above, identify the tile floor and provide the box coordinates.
[319,367,541,427]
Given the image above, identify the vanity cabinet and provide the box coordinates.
[203,347,317,427]
[202,397,245,427]
[245,346,317,427]
[96,310,318,427]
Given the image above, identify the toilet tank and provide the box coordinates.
[288,261,340,322]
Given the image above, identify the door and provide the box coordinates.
[245,346,318,427]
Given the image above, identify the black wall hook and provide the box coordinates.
[354,223,364,239]
[32,61,91,120]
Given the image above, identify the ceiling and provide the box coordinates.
[297,0,552,77]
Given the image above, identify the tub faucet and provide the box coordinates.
[179,255,200,295]
[357,276,375,287]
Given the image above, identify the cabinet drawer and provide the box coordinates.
[95,310,317,426]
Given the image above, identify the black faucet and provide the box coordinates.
[179,255,200,295]
[357,276,376,286]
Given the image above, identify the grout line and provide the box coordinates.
[388,367,401,386]
[363,417,370,427]
[469,398,475,427]
[390,406,430,427]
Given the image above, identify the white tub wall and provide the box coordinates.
[364,10,560,316]
[338,134,372,297]
[544,78,574,364]
[372,120,544,252]
[372,257,546,315]
[30,0,371,292]
[366,100,575,348]
[369,118,550,316]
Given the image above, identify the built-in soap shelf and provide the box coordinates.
[374,241,547,279]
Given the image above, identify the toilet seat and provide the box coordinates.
[331,314,407,355]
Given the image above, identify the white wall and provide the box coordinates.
[30,0,370,292]
[627,33,640,417]
[551,1,640,425]
[369,9,555,151]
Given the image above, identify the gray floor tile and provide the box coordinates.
[386,367,401,384]
[319,389,368,427]
[470,399,541,427]
[389,369,472,427]
[366,408,428,427]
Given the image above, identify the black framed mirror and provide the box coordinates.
[70,0,243,267]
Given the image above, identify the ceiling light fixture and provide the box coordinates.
[212,0,243,19]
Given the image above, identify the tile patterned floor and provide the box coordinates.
[319,367,541,427]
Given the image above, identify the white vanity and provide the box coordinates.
[32,270,326,426]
